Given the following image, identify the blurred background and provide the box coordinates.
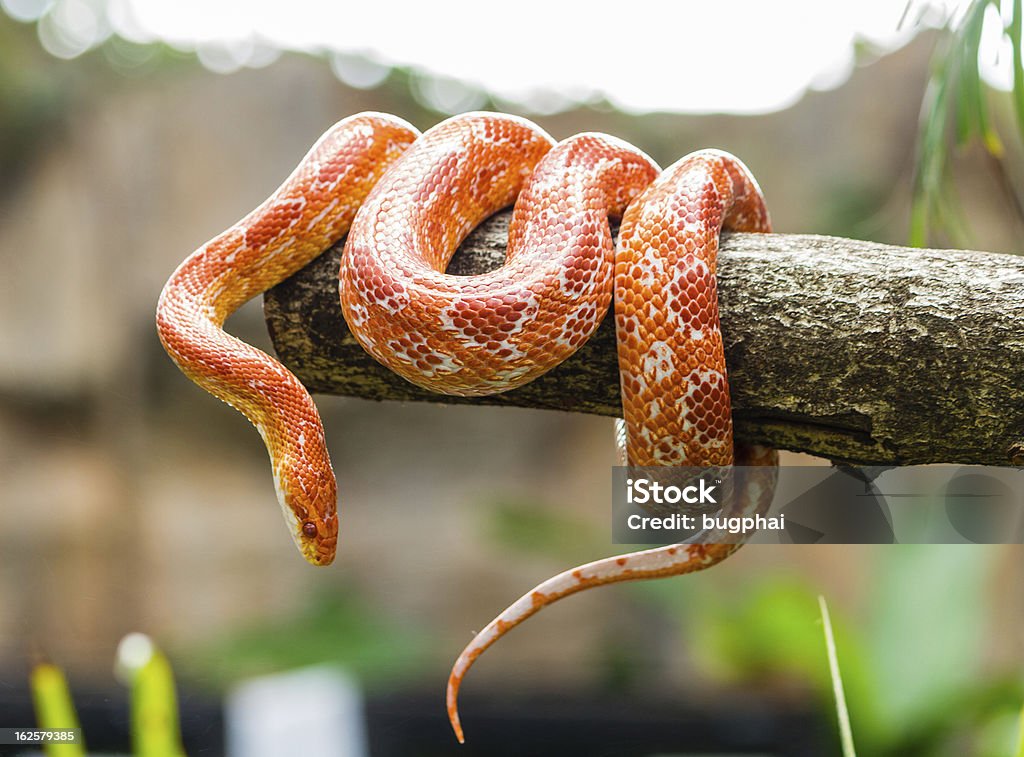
[0,1,1022,755]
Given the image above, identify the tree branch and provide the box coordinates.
[264,211,1024,466]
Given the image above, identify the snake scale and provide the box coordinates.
[156,112,776,741]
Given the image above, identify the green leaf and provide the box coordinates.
[820,596,857,757]
[117,634,187,757]
[29,662,86,757]
[956,1,987,148]
[134,652,187,757]
[911,0,1007,245]
[955,17,975,145]
[1011,0,1024,145]
[964,1,1004,156]
[911,73,950,246]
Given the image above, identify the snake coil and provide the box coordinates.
[156,111,776,742]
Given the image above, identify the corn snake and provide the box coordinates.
[155,111,775,741]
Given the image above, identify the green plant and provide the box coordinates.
[911,0,1023,246]
[820,595,857,757]
[116,634,187,757]
[674,546,1022,756]
[31,634,187,757]
[30,662,85,757]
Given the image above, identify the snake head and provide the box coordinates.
[296,507,338,566]
[274,460,339,566]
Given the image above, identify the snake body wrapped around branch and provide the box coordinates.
[156,112,775,742]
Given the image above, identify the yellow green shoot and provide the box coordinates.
[29,661,86,757]
[116,633,187,757]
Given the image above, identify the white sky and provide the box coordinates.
[1,0,1000,114]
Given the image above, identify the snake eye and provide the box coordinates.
[302,521,318,538]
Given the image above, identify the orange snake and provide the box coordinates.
[156,112,776,741]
